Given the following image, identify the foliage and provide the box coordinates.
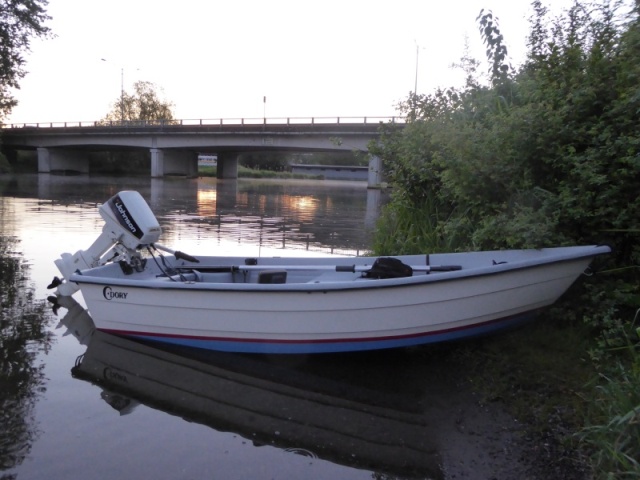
[239,152,289,172]
[0,0,51,120]
[237,166,322,179]
[477,9,511,84]
[88,151,149,175]
[289,151,369,167]
[371,2,640,475]
[579,321,640,478]
[372,0,639,285]
[238,151,366,172]
[101,80,175,123]
[371,194,467,255]
[96,80,174,171]
[199,164,323,180]
[0,233,53,472]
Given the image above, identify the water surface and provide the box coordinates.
[0,174,525,480]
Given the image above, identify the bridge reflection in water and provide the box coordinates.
[23,174,382,256]
[187,180,381,255]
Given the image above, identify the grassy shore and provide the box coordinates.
[455,311,640,478]
[198,165,323,180]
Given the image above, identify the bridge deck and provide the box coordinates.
[0,117,401,186]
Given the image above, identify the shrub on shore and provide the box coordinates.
[370,2,640,476]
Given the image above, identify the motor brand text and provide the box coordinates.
[115,200,137,234]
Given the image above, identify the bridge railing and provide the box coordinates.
[1,116,405,129]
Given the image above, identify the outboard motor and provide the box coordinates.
[52,191,162,296]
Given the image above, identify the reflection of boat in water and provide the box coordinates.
[57,297,441,478]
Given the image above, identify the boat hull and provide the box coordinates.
[69,246,610,354]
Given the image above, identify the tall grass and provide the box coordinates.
[579,311,640,479]
[371,193,470,255]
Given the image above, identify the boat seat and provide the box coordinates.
[258,270,287,284]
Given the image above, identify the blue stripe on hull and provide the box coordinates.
[102,313,536,354]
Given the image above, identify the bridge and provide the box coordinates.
[1,116,403,187]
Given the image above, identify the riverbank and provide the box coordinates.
[198,165,324,180]
[455,318,596,479]
[2,174,636,478]
[450,312,639,479]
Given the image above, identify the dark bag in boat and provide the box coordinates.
[365,257,413,279]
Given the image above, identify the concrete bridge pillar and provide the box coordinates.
[217,152,239,179]
[151,149,197,177]
[37,148,89,174]
[150,148,163,177]
[367,155,383,188]
[37,147,51,173]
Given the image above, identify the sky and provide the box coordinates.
[6,0,574,125]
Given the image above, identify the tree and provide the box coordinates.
[102,80,175,123]
[0,0,52,120]
[375,0,639,252]
[371,4,640,475]
[477,9,511,85]
[371,0,639,323]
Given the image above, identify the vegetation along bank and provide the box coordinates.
[369,1,639,477]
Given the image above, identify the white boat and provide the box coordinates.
[51,191,611,354]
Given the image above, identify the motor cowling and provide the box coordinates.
[99,191,161,249]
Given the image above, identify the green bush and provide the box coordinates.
[370,2,640,476]
[371,0,639,319]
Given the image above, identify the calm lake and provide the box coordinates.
[0,174,527,480]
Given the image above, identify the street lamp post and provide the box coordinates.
[414,43,419,94]
[119,67,124,121]
[412,41,425,118]
[413,41,425,95]
[101,58,125,122]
